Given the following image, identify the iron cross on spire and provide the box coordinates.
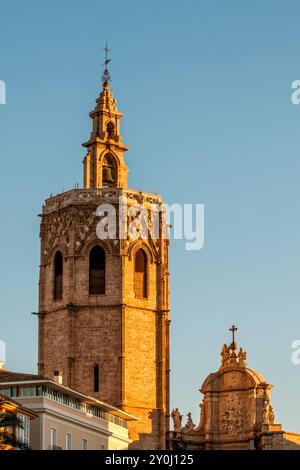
[102,41,111,83]
[229,324,238,345]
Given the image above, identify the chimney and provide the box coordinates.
[53,371,63,384]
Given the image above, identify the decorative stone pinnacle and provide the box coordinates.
[220,325,247,369]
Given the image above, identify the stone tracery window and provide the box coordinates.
[53,251,63,300]
[89,246,105,295]
[134,248,148,299]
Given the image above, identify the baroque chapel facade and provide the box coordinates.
[169,328,300,450]
[37,67,170,449]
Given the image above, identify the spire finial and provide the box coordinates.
[229,324,238,350]
[102,40,111,83]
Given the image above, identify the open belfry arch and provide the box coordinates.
[38,48,170,449]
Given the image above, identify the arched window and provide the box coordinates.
[134,249,147,299]
[106,121,115,139]
[102,154,117,187]
[89,246,105,295]
[53,251,63,300]
[93,364,99,393]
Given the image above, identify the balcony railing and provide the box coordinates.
[0,385,127,428]
[43,187,162,214]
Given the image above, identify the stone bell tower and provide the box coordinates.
[38,57,170,449]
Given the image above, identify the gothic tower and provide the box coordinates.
[37,62,170,449]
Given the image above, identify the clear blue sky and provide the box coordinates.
[1,0,300,432]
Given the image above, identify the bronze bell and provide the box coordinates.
[102,165,115,184]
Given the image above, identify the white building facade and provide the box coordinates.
[0,373,137,450]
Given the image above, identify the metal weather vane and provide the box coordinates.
[102,41,111,83]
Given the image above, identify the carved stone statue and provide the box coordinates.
[268,405,275,425]
[262,399,270,424]
[197,402,205,432]
[238,347,247,367]
[171,408,183,432]
[184,412,195,431]
[221,344,231,367]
